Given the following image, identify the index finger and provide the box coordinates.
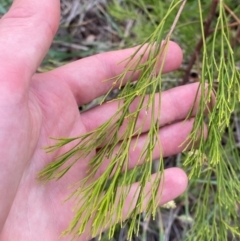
[47,41,183,105]
[0,0,60,95]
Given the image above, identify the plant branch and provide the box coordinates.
[181,0,219,85]
[209,21,240,34]
[223,3,240,48]
[165,0,187,40]
[223,2,240,25]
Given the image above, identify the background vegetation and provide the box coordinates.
[1,0,240,240]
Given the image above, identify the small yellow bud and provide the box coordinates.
[161,200,176,209]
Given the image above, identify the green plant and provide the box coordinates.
[38,0,240,240]
[0,0,12,15]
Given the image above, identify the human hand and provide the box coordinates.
[0,1,204,240]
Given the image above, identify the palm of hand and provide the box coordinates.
[0,1,200,241]
[0,73,92,240]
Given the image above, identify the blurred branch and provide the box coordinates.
[182,0,219,84]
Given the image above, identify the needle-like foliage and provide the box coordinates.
[38,0,240,240]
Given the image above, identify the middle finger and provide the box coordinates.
[81,83,206,136]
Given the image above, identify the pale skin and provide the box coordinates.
[0,1,206,240]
